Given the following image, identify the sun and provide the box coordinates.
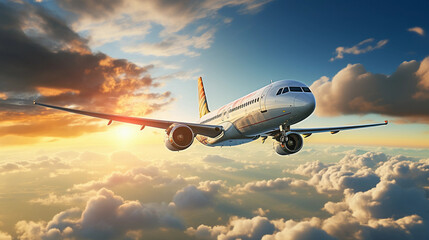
[114,125,136,140]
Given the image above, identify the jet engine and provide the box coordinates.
[274,132,303,155]
[165,124,194,151]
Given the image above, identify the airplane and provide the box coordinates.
[34,77,388,155]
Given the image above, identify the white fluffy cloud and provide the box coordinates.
[172,180,225,209]
[311,56,429,123]
[16,188,183,240]
[231,177,308,195]
[186,216,276,240]
[302,152,388,194]
[192,151,429,240]
[262,218,335,240]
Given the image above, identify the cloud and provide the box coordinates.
[375,158,429,191]
[29,191,97,206]
[253,208,270,216]
[330,38,388,61]
[110,151,144,166]
[172,180,225,209]
[262,218,336,240]
[0,156,71,175]
[186,216,276,240]
[57,0,272,56]
[285,160,327,177]
[60,0,272,37]
[0,231,11,240]
[71,165,183,191]
[0,2,173,139]
[231,177,307,195]
[203,155,235,163]
[311,56,429,123]
[16,188,184,240]
[122,29,215,57]
[192,151,429,240]
[408,26,425,36]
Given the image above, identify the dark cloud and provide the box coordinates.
[58,0,123,20]
[0,2,173,139]
[311,57,429,123]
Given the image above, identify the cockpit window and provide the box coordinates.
[276,88,283,95]
[290,87,303,92]
[302,87,311,92]
[282,87,289,94]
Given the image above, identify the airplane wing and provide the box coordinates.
[34,101,223,138]
[265,121,388,137]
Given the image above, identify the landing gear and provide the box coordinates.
[274,123,304,155]
[278,124,290,143]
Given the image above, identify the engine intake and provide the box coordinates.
[274,132,303,155]
[165,124,194,151]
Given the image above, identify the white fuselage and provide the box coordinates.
[196,80,316,146]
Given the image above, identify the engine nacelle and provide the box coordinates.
[274,132,303,155]
[165,124,194,151]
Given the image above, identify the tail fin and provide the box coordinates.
[198,77,210,118]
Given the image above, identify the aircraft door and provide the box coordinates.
[259,85,272,113]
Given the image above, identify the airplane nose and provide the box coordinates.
[294,93,316,115]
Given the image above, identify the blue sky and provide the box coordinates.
[66,0,429,129]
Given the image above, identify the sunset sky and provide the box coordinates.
[0,0,428,239]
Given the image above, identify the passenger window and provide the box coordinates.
[302,87,311,92]
[290,87,303,92]
[282,87,289,94]
[276,88,283,95]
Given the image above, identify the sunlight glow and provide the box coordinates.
[114,125,137,140]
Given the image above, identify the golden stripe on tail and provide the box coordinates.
[198,77,210,118]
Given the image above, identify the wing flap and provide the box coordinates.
[34,101,223,138]
[264,121,388,136]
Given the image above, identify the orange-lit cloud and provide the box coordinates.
[0,92,7,100]
[408,26,425,36]
[36,87,80,97]
[0,2,174,142]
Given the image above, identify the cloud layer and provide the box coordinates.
[17,188,183,240]
[188,151,429,240]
